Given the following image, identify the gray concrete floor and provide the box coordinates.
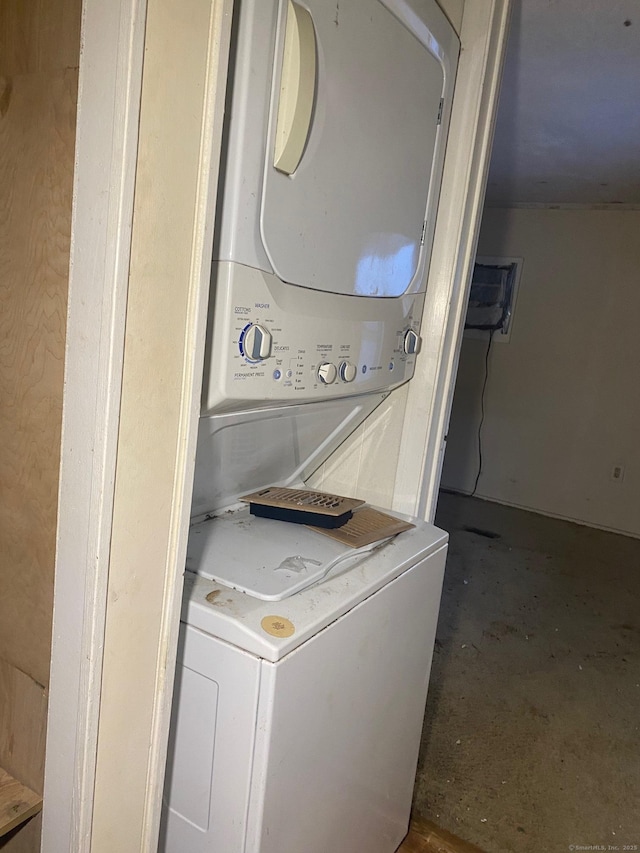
[414,492,640,853]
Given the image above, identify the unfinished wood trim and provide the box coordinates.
[90,0,233,849]
[0,660,47,796]
[0,0,79,693]
[0,0,81,76]
[1,3,81,851]
[392,0,512,521]
[0,769,42,839]
[399,817,485,852]
[42,0,148,850]
[0,814,42,852]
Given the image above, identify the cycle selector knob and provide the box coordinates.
[403,329,421,355]
[317,362,337,385]
[242,323,272,361]
[339,361,357,383]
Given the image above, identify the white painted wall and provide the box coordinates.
[441,207,640,538]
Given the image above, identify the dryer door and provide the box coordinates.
[260,0,451,298]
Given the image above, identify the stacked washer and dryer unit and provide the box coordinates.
[160,1,459,851]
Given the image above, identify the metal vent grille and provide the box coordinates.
[309,507,414,548]
[240,486,364,518]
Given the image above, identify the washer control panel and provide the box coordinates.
[317,362,338,385]
[203,263,425,414]
[240,323,273,362]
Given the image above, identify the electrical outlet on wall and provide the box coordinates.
[611,464,625,483]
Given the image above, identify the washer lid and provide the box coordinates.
[187,508,385,601]
[183,515,448,660]
[260,0,449,297]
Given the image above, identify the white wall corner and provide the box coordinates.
[443,207,640,539]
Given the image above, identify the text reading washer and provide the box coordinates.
[159,0,459,851]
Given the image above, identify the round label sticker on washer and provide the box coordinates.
[261,615,295,638]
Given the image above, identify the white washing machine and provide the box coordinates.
[160,511,447,853]
[160,0,459,850]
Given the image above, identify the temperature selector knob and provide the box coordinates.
[242,323,272,362]
[339,361,357,383]
[403,329,422,355]
[317,362,338,385]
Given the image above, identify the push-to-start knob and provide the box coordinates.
[403,329,422,355]
[317,362,338,385]
[338,361,357,382]
[243,324,272,361]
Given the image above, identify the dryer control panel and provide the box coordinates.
[202,263,425,415]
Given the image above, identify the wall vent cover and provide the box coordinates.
[464,256,523,342]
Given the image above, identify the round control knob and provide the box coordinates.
[317,362,337,385]
[339,361,357,383]
[403,329,421,355]
[242,323,272,362]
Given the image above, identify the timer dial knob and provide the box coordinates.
[317,362,338,385]
[339,361,357,382]
[243,324,272,361]
[403,329,421,355]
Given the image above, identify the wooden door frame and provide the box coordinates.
[42,0,148,848]
[89,0,233,846]
[43,0,233,849]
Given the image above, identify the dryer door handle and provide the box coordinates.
[273,0,317,175]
